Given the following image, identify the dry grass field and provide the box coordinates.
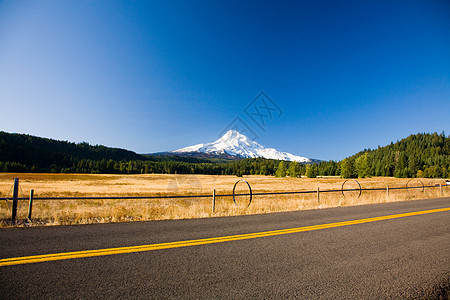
[0,173,448,227]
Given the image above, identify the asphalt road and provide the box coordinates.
[1,197,449,299]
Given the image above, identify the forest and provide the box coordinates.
[0,131,448,178]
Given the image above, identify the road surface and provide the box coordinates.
[1,197,449,299]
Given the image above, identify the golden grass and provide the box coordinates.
[0,173,448,227]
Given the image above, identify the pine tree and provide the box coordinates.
[260,165,268,175]
[355,153,370,178]
[288,161,300,177]
[340,158,355,178]
[275,161,287,177]
[305,164,317,178]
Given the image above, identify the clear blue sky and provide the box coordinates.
[0,0,449,161]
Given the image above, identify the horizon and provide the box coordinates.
[1,1,449,161]
[2,129,447,162]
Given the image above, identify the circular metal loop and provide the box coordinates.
[429,178,445,187]
[341,179,362,199]
[232,179,252,208]
[406,179,424,192]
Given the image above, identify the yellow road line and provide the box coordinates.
[1,207,449,267]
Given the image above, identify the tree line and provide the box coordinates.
[337,131,449,178]
[0,131,448,178]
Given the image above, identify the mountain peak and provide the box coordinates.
[221,129,243,138]
[172,130,312,162]
[218,130,252,146]
[219,129,248,142]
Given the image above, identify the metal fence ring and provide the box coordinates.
[341,179,362,199]
[232,179,252,208]
[406,179,424,192]
[429,178,445,187]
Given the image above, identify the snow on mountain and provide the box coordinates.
[172,130,312,163]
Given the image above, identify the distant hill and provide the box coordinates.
[0,131,145,171]
[337,132,449,178]
[0,132,227,173]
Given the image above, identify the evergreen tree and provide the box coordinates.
[408,155,418,177]
[275,161,287,177]
[394,152,407,178]
[288,161,300,177]
[355,153,371,178]
[340,158,356,178]
[260,165,268,175]
[305,164,317,178]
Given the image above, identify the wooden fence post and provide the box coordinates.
[440,184,443,197]
[212,189,216,213]
[317,187,320,204]
[28,189,34,221]
[386,185,389,202]
[11,178,19,223]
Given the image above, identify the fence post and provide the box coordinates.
[212,189,216,213]
[12,178,19,223]
[386,185,389,202]
[28,189,34,221]
[440,184,443,197]
[317,187,320,204]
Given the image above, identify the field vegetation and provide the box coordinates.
[0,173,447,227]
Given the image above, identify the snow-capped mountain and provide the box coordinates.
[172,130,312,163]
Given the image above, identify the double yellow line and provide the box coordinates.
[1,207,449,267]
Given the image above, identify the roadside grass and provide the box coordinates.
[0,173,448,227]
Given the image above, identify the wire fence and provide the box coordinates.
[1,177,448,224]
[0,179,445,200]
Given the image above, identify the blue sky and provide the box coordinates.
[0,0,449,161]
